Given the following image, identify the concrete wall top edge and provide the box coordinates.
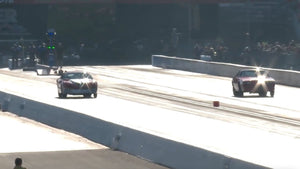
[152,55,300,87]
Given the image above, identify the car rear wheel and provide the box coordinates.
[93,93,97,98]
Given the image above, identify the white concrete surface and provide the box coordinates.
[1,66,300,169]
[0,111,105,153]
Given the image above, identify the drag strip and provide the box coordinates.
[3,65,299,136]
[1,66,300,169]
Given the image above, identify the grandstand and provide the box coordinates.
[0,0,298,65]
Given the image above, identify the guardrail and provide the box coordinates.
[152,55,300,87]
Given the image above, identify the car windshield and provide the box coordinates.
[240,70,266,77]
[62,73,92,79]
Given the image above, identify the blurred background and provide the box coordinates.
[1,0,300,69]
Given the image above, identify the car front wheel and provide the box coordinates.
[58,93,67,98]
[84,94,91,98]
[259,92,266,97]
[233,87,243,97]
[270,91,275,97]
[259,90,267,97]
[93,93,97,98]
[233,87,239,97]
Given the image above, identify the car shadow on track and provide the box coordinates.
[232,95,273,98]
[55,96,97,99]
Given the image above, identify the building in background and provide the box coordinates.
[0,0,298,65]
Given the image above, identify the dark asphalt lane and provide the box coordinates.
[0,149,170,169]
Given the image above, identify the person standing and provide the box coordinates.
[38,42,48,65]
[170,27,179,56]
[55,42,64,69]
[28,43,37,67]
[14,158,26,169]
[193,42,202,59]
[10,43,19,69]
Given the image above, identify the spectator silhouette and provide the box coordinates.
[170,28,179,56]
[38,42,48,65]
[193,42,202,59]
[55,42,64,69]
[28,43,37,67]
[10,43,19,69]
[14,157,26,169]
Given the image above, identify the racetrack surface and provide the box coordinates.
[0,65,300,169]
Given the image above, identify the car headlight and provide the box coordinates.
[257,76,266,84]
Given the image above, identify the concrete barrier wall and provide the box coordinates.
[0,91,269,169]
[152,55,300,87]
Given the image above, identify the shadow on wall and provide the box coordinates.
[0,91,269,169]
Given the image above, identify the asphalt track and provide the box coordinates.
[1,65,300,169]
[1,149,169,169]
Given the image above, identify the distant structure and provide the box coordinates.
[0,0,298,58]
